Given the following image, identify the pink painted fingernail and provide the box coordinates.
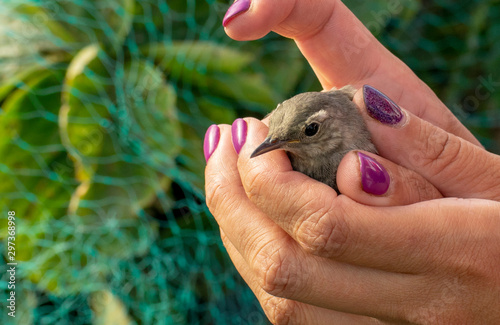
[204,124,220,162]
[231,118,247,154]
[223,0,251,27]
[358,152,390,195]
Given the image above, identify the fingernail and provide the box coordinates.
[363,85,405,126]
[358,152,390,195]
[223,0,251,27]
[204,124,220,162]
[231,118,247,154]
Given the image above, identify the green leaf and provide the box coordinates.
[59,45,115,174]
[197,96,237,125]
[99,0,136,47]
[11,0,135,49]
[257,42,305,96]
[121,59,182,169]
[0,68,83,295]
[11,3,77,44]
[206,72,278,109]
[4,45,181,295]
[143,41,279,113]
[0,69,75,225]
[0,64,49,104]
[141,41,254,75]
[59,45,179,268]
[61,46,181,176]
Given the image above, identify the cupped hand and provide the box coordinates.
[209,0,500,323]
[222,0,480,146]
[205,111,500,324]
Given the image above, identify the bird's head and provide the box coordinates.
[251,86,362,159]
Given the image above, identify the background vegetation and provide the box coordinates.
[0,0,498,324]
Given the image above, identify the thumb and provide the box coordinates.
[353,85,500,200]
[222,0,383,88]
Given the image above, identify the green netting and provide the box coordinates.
[0,0,499,324]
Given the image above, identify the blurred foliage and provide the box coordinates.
[0,0,499,324]
[0,0,306,324]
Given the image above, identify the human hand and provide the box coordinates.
[209,1,500,323]
[204,85,500,323]
[222,0,481,147]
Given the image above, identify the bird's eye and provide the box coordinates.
[305,122,319,136]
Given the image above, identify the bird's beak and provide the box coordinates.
[250,137,288,158]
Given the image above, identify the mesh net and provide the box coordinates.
[1,0,499,324]
[0,1,303,323]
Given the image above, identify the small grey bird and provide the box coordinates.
[251,86,377,191]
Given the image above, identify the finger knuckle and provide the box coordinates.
[295,196,350,258]
[402,170,441,203]
[261,296,301,325]
[412,125,462,177]
[244,164,279,203]
[252,240,300,298]
[205,172,237,216]
[276,0,336,40]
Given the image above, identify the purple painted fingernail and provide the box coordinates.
[358,152,390,195]
[223,0,251,27]
[204,124,220,162]
[231,118,247,154]
[363,85,405,126]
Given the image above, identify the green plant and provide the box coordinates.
[0,0,307,323]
